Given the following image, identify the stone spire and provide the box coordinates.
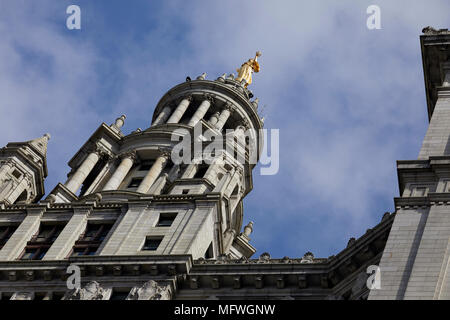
[28,133,51,157]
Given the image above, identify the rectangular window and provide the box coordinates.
[142,237,162,251]
[182,189,189,195]
[413,187,427,197]
[0,225,17,249]
[71,247,97,257]
[19,224,65,260]
[157,212,177,227]
[128,177,143,188]
[35,225,63,243]
[20,247,48,261]
[11,169,22,179]
[70,222,114,257]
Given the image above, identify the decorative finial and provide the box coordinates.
[43,133,51,140]
[217,73,226,82]
[111,114,127,132]
[227,73,235,80]
[196,73,207,80]
[236,51,262,88]
[243,221,253,237]
[251,98,259,109]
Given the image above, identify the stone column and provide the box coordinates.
[167,96,193,124]
[188,95,213,126]
[208,112,220,126]
[136,152,169,194]
[103,151,136,191]
[215,104,234,131]
[152,106,172,126]
[65,147,101,194]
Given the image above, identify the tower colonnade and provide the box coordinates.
[0,65,266,300]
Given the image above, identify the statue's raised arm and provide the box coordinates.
[236,51,262,88]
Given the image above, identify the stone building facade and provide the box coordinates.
[0,28,448,300]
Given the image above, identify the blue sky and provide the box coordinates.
[1,0,450,258]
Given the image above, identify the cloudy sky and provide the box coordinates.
[1,0,450,258]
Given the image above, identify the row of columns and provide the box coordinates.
[152,94,235,131]
[63,144,171,195]
[63,99,246,196]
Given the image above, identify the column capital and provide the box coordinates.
[241,118,251,129]
[224,102,236,113]
[119,150,138,162]
[203,93,215,103]
[184,95,194,102]
[86,143,110,158]
[158,147,172,158]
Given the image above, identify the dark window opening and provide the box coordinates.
[157,212,177,227]
[35,225,63,243]
[193,164,208,179]
[142,237,162,251]
[179,99,196,124]
[128,177,143,188]
[162,160,175,175]
[34,292,48,300]
[0,225,18,249]
[0,293,12,301]
[15,190,28,204]
[21,247,48,261]
[79,155,108,197]
[11,170,22,179]
[204,243,214,259]
[110,290,130,300]
[182,189,189,195]
[20,224,65,260]
[51,292,65,300]
[139,162,154,171]
[70,222,113,257]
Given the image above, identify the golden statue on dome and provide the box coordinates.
[236,51,261,87]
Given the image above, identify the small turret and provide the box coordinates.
[0,134,50,205]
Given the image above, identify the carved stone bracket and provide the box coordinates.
[63,281,111,300]
[126,280,172,300]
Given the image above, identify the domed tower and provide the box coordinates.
[48,54,263,260]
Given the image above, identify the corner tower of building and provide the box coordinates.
[370,27,450,300]
[0,134,50,207]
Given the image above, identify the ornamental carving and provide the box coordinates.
[127,280,171,300]
[64,281,111,300]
